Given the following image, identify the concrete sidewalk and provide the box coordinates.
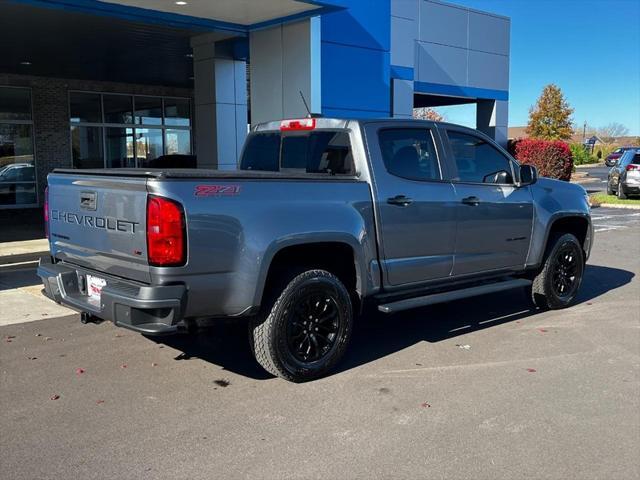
[0,262,74,326]
[0,238,50,265]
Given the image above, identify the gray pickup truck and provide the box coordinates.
[38,117,593,382]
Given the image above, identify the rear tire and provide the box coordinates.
[250,269,353,382]
[530,233,584,310]
[617,182,628,199]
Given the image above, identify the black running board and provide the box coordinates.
[377,278,532,314]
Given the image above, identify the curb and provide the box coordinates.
[575,163,605,169]
[591,203,640,210]
[0,251,48,266]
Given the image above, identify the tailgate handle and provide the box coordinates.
[80,191,97,210]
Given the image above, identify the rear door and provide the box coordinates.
[365,123,457,287]
[47,173,151,282]
[442,127,534,276]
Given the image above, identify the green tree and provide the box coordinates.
[526,84,574,140]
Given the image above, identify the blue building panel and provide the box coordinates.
[319,0,390,52]
[321,41,391,115]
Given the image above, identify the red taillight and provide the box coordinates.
[44,186,49,239]
[280,118,316,131]
[146,195,186,267]
[626,164,639,171]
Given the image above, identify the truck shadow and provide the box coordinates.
[155,264,634,380]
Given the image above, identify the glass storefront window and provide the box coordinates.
[69,92,191,169]
[71,126,104,169]
[0,123,36,206]
[135,96,162,125]
[164,98,191,127]
[106,127,135,168]
[0,88,32,121]
[70,92,102,123]
[135,128,163,167]
[104,94,133,124]
[165,129,191,155]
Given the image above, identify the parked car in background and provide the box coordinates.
[605,146,636,167]
[607,149,640,199]
[0,163,37,205]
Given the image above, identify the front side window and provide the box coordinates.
[0,87,36,207]
[447,130,513,184]
[378,128,440,181]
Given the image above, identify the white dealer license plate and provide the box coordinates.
[86,274,106,306]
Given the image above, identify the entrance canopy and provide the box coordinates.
[0,0,341,87]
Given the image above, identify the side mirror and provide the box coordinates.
[518,164,538,186]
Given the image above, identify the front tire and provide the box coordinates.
[250,269,353,382]
[606,180,614,195]
[530,233,585,310]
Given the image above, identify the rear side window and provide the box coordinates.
[241,131,353,174]
[240,133,280,171]
[447,130,513,184]
[378,128,440,181]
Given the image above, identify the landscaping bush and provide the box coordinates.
[570,143,597,165]
[513,138,573,181]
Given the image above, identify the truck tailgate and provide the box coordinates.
[47,173,151,283]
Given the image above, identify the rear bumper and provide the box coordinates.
[37,258,186,335]
[621,182,640,194]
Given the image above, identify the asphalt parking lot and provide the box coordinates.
[1,207,639,480]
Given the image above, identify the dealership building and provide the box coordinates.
[0,0,510,209]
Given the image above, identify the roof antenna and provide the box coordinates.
[299,90,312,118]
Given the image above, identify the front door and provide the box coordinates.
[442,128,534,276]
[365,124,457,287]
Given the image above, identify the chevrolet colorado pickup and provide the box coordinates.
[38,118,593,382]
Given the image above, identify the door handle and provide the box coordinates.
[387,195,413,206]
[461,196,481,206]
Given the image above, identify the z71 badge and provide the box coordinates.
[194,185,241,197]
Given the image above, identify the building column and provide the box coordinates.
[191,34,247,170]
[249,17,321,126]
[476,99,508,147]
[392,79,414,119]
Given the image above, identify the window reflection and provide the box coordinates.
[135,96,162,125]
[135,128,163,167]
[104,95,133,124]
[106,127,135,168]
[71,126,104,169]
[0,90,37,206]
